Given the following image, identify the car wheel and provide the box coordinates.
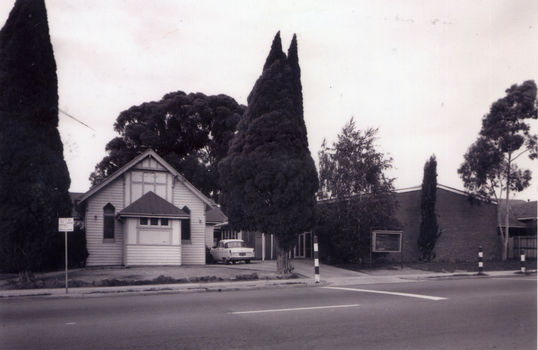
[225,258,231,265]
[245,260,251,264]
[232,260,236,264]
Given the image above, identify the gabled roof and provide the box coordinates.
[511,201,537,221]
[206,206,227,224]
[79,149,215,208]
[318,184,473,206]
[499,200,537,228]
[119,191,189,218]
[395,184,468,197]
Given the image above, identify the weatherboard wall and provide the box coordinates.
[172,178,206,265]
[126,245,182,266]
[205,224,215,248]
[123,217,182,266]
[81,151,217,267]
[85,177,124,266]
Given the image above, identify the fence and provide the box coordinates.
[513,236,537,259]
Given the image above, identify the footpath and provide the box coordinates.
[0,259,534,299]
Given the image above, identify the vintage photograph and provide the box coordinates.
[1,1,536,349]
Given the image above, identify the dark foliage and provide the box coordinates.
[0,0,72,277]
[0,0,60,151]
[90,91,245,202]
[316,195,400,264]
[480,80,537,156]
[315,118,399,264]
[219,32,318,273]
[68,224,89,268]
[418,155,441,261]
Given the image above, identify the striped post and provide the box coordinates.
[314,236,320,283]
[478,246,484,275]
[520,249,526,274]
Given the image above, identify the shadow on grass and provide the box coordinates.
[329,259,537,273]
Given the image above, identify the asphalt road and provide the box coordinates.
[1,275,536,350]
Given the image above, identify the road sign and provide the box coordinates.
[372,230,402,253]
[58,217,74,294]
[59,217,74,232]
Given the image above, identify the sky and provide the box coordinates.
[1,0,537,201]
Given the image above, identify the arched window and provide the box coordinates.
[103,203,115,240]
[181,206,191,241]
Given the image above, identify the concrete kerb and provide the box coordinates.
[0,277,321,300]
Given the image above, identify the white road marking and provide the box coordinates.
[66,322,76,325]
[323,286,447,301]
[229,304,360,315]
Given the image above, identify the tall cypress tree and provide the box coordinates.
[219,32,318,274]
[0,0,72,280]
[418,155,441,261]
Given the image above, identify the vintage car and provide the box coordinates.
[209,239,255,264]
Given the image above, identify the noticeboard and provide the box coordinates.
[372,230,402,253]
[58,217,74,232]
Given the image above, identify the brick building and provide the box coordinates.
[500,200,537,258]
[390,185,501,262]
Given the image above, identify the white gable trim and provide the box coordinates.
[395,184,468,197]
[395,184,497,205]
[394,186,422,194]
[79,149,215,207]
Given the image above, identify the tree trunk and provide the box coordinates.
[497,199,507,261]
[502,234,509,261]
[501,226,508,261]
[503,153,512,261]
[18,270,35,283]
[501,201,510,261]
[497,204,506,261]
[275,238,293,275]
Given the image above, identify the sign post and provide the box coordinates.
[371,230,404,269]
[59,218,74,294]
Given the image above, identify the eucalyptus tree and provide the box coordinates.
[90,91,245,202]
[316,118,398,263]
[458,80,537,260]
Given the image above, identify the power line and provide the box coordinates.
[59,109,96,132]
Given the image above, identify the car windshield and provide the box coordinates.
[225,241,246,248]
